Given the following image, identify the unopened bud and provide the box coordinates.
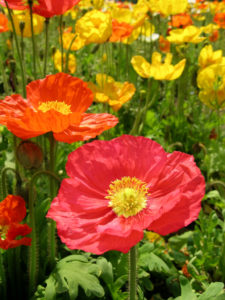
[16,141,43,169]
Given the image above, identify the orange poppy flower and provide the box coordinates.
[0,73,118,143]
[159,35,170,52]
[209,30,219,42]
[196,0,208,10]
[169,13,193,28]
[110,19,133,42]
[0,13,8,33]
[213,12,225,28]
[0,195,32,250]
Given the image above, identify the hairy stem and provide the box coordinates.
[128,245,137,300]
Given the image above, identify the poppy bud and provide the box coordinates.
[16,141,43,169]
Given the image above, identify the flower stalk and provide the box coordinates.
[28,169,60,295]
[128,245,138,300]
[43,18,50,76]
[28,0,37,78]
[59,15,64,72]
[48,133,58,268]
[4,0,26,96]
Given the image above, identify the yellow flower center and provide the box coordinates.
[0,225,8,240]
[106,176,149,218]
[38,101,71,115]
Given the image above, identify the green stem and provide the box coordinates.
[117,42,122,81]
[4,0,26,96]
[48,133,58,268]
[65,33,77,73]
[59,15,64,72]
[206,180,225,192]
[0,47,9,94]
[28,0,37,78]
[128,245,137,300]
[28,169,60,295]
[216,109,221,141]
[20,30,24,62]
[0,251,7,300]
[126,44,129,81]
[15,247,22,300]
[130,79,158,135]
[1,167,21,198]
[43,18,50,77]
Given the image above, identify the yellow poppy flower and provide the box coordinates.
[167,25,205,44]
[197,64,225,109]
[146,231,165,245]
[53,49,76,74]
[198,44,224,69]
[201,23,219,35]
[157,0,188,16]
[62,32,85,51]
[88,74,136,111]
[140,19,155,37]
[75,10,112,45]
[131,52,186,80]
[8,10,44,37]
[78,0,104,9]
[110,4,147,29]
[140,0,160,13]
[64,7,78,19]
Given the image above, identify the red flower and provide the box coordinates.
[0,0,26,10]
[0,73,118,143]
[32,0,81,18]
[47,135,205,254]
[0,195,32,250]
[0,0,81,18]
[0,13,8,33]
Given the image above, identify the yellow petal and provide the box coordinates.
[131,56,151,78]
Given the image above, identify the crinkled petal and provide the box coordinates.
[7,108,82,139]
[54,113,118,143]
[147,152,205,234]
[0,95,29,125]
[66,135,167,192]
[0,195,27,224]
[26,72,93,113]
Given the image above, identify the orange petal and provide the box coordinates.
[53,113,118,143]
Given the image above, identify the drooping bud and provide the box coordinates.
[16,141,43,169]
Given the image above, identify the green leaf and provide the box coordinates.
[45,255,104,300]
[198,282,224,300]
[139,252,171,274]
[114,275,128,290]
[96,257,113,284]
[179,276,197,300]
[169,231,193,250]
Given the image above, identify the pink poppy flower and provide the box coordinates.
[47,135,205,254]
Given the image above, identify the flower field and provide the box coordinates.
[0,0,225,299]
